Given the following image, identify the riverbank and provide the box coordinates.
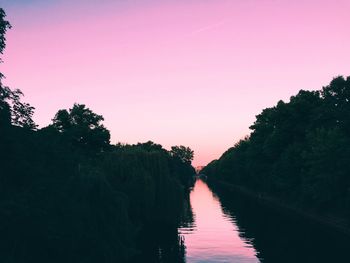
[207,179,350,237]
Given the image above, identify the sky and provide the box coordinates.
[1,0,350,166]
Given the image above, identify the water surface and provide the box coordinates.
[178,179,350,263]
[133,179,350,262]
[179,179,260,263]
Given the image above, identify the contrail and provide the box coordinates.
[190,20,225,35]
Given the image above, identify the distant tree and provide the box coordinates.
[170,145,194,164]
[51,103,110,152]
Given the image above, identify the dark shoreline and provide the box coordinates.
[207,179,350,237]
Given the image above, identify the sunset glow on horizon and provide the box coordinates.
[1,0,350,166]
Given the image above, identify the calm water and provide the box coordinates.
[179,179,259,263]
[131,179,349,262]
[177,179,350,263]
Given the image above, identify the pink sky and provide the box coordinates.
[1,0,350,166]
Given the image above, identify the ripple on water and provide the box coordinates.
[178,179,260,263]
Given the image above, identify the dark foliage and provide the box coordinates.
[0,8,36,130]
[203,76,350,221]
[170,145,194,164]
[0,9,194,262]
[0,7,11,56]
[51,103,110,153]
[0,77,37,130]
[0,107,195,263]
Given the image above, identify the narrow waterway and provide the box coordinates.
[179,179,260,263]
[178,179,350,263]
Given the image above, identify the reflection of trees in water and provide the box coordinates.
[128,222,186,263]
[128,193,194,263]
[210,183,350,263]
[180,191,195,229]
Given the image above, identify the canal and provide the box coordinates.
[178,179,349,263]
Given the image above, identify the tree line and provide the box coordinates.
[0,9,194,263]
[203,76,350,222]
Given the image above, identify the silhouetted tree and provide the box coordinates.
[0,8,11,58]
[203,75,350,221]
[170,145,194,164]
[0,7,192,262]
[0,9,36,130]
[51,103,110,153]
[0,8,11,126]
[0,81,11,127]
[321,76,350,132]
[0,81,37,129]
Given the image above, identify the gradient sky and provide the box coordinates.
[1,0,350,166]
